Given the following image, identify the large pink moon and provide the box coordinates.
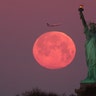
[32,31,76,69]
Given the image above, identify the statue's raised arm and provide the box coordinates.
[78,5,88,28]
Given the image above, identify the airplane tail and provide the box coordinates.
[46,23,50,26]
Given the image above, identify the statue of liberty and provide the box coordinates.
[78,5,96,83]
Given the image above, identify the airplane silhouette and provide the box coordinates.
[46,23,62,27]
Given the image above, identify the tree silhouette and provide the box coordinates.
[18,88,59,96]
[16,88,76,96]
[69,94,76,96]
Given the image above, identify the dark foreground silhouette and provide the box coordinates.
[16,88,76,96]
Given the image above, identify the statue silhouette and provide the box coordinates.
[78,5,96,83]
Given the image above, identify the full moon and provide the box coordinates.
[32,31,76,69]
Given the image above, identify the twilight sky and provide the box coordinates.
[0,0,96,96]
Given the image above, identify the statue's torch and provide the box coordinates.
[78,5,84,12]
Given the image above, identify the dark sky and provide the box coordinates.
[0,0,96,96]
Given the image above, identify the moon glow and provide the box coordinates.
[33,31,76,69]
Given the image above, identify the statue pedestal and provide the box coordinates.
[75,83,96,96]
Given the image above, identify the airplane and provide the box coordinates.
[46,23,62,27]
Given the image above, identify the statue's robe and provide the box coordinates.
[84,26,96,83]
